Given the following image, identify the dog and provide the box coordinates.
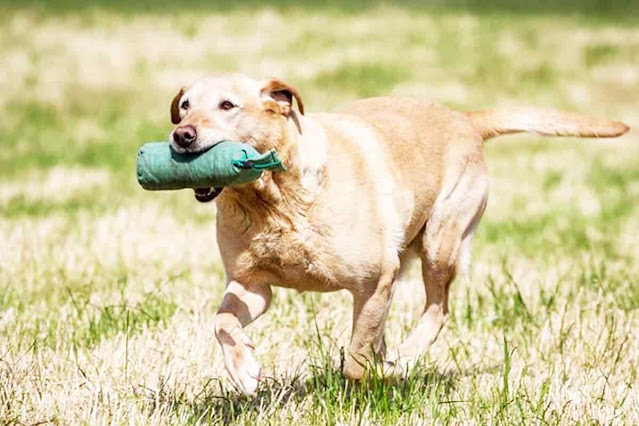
[168,74,628,395]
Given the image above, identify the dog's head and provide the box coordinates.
[169,74,304,154]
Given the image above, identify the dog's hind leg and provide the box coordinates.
[215,280,272,395]
[390,160,488,372]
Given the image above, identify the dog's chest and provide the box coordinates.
[243,225,342,290]
[217,194,385,291]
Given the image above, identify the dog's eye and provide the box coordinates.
[219,100,236,111]
[180,99,189,110]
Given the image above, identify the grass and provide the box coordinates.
[0,1,638,424]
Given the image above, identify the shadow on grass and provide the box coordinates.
[162,359,502,423]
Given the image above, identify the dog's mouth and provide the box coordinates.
[194,187,223,203]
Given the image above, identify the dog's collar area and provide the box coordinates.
[194,187,223,202]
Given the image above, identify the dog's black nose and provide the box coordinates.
[173,125,197,148]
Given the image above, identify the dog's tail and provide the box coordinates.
[466,107,629,142]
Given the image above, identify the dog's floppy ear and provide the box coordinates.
[170,87,186,124]
[259,78,305,117]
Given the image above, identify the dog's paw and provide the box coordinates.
[225,338,261,396]
[383,350,413,378]
[235,350,261,396]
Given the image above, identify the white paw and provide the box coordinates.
[234,350,261,396]
[383,350,413,377]
[224,340,261,396]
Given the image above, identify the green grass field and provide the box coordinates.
[1,1,638,424]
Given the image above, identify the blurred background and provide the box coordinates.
[1,0,638,424]
[1,0,637,213]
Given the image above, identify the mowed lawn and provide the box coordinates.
[1,1,638,424]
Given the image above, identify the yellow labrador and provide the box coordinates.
[169,74,628,395]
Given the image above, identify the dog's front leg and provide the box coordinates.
[214,280,272,395]
[344,265,398,380]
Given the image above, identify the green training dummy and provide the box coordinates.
[136,141,285,191]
